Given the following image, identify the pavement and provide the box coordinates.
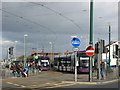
[1,68,120,89]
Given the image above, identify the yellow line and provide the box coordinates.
[7,82,26,87]
[46,83,76,88]
[30,81,60,87]
[13,84,20,86]
[7,82,13,84]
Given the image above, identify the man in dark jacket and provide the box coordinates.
[100,61,105,80]
[11,63,17,77]
[16,63,22,77]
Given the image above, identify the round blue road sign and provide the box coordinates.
[71,37,80,47]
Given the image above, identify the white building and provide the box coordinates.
[102,41,120,66]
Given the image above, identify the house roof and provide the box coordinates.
[105,41,120,47]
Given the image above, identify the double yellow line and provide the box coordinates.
[7,81,76,88]
[7,82,26,88]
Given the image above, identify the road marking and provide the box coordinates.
[46,83,76,88]
[13,84,20,86]
[7,82,26,88]
[7,82,13,84]
[30,81,62,88]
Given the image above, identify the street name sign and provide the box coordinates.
[86,46,95,56]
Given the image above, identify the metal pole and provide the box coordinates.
[108,25,111,70]
[24,36,26,68]
[74,51,77,82]
[24,34,28,68]
[105,47,107,77]
[97,40,101,80]
[50,42,54,69]
[14,43,16,61]
[14,41,18,61]
[89,0,93,82]
[50,42,52,69]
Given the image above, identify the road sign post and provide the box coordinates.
[86,46,94,82]
[71,37,80,82]
[89,0,94,82]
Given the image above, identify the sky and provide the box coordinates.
[1,0,119,59]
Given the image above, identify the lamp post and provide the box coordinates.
[24,34,28,68]
[49,42,54,69]
[14,41,18,61]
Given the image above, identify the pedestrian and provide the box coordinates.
[22,69,27,77]
[25,67,29,77]
[16,63,22,77]
[37,63,42,72]
[100,61,105,80]
[11,63,17,77]
[31,62,35,74]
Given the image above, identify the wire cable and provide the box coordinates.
[1,9,58,42]
[30,2,81,31]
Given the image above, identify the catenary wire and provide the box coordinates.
[1,9,58,42]
[30,2,81,32]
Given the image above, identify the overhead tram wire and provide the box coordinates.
[30,2,81,32]
[1,9,58,42]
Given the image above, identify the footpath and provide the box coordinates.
[1,68,120,86]
[62,68,119,85]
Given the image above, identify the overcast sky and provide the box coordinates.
[1,1,118,59]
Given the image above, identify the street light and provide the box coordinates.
[14,41,18,61]
[24,34,28,68]
[49,42,54,69]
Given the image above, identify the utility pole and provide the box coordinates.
[108,25,111,70]
[97,39,101,80]
[89,0,94,82]
[24,34,28,68]
[50,42,54,69]
[14,41,18,61]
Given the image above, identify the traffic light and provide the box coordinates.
[101,40,105,53]
[104,47,108,53]
[115,44,118,56]
[95,42,99,53]
[9,47,14,55]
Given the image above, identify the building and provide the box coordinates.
[104,41,120,66]
[95,41,120,66]
[31,52,62,60]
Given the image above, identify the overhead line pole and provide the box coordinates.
[89,0,94,82]
[108,25,111,70]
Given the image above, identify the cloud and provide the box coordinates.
[2,2,118,58]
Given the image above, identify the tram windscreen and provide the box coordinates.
[81,60,89,68]
[80,57,89,68]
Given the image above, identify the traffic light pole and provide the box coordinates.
[89,0,94,82]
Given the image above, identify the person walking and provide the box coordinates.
[25,67,29,77]
[100,61,105,80]
[11,63,17,77]
[16,63,22,77]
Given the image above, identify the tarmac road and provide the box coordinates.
[1,70,119,90]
